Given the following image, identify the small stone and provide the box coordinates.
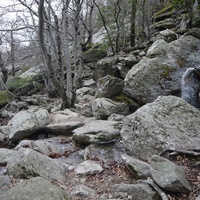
[71,184,96,197]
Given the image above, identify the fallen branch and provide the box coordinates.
[160,148,200,157]
[137,178,169,200]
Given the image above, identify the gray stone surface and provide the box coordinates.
[0,148,17,164]
[7,108,49,142]
[121,154,151,179]
[92,98,129,119]
[71,184,97,197]
[151,155,191,193]
[112,183,158,200]
[120,95,200,160]
[95,75,124,98]
[7,148,67,181]
[0,177,73,200]
[123,36,200,104]
[75,160,103,175]
[73,120,122,145]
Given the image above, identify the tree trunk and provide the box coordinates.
[130,0,136,47]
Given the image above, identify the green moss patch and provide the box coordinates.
[83,43,108,63]
[0,90,12,108]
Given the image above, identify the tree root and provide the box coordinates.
[160,148,200,157]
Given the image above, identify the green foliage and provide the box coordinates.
[6,77,32,91]
[169,0,184,8]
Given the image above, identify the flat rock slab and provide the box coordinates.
[75,160,103,175]
[71,184,96,197]
[0,177,73,200]
[73,120,122,145]
[150,155,191,193]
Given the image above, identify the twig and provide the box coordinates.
[137,178,169,200]
[160,148,200,157]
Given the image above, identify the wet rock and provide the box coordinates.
[71,184,97,197]
[7,148,67,181]
[75,160,103,175]
[151,155,191,193]
[120,96,200,160]
[92,98,129,119]
[73,120,122,145]
[0,177,73,200]
[7,108,49,142]
[112,183,158,200]
[121,154,151,179]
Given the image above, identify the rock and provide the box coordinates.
[7,148,67,181]
[196,195,200,200]
[0,132,5,143]
[184,28,200,40]
[72,120,122,145]
[71,184,97,197]
[107,113,125,121]
[75,160,103,175]
[28,140,62,155]
[0,148,16,164]
[93,56,120,81]
[112,183,158,200]
[124,54,138,67]
[92,98,129,119]
[76,87,95,103]
[123,36,200,104]
[84,142,126,164]
[95,75,124,98]
[120,95,200,160]
[45,110,84,135]
[151,155,191,193]
[0,177,73,200]
[121,154,151,179]
[19,65,42,79]
[157,29,178,42]
[0,175,11,188]
[8,108,49,142]
[82,79,96,87]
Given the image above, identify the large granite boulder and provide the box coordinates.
[120,95,200,160]
[7,108,49,142]
[0,177,73,200]
[72,120,122,145]
[123,35,200,105]
[7,148,67,181]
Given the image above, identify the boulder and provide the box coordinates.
[123,36,200,104]
[121,154,151,179]
[71,184,97,197]
[151,155,191,193]
[84,142,126,164]
[0,148,16,164]
[7,108,49,142]
[75,160,103,175]
[45,109,84,135]
[92,98,129,119]
[95,75,124,98]
[120,95,200,160]
[93,56,120,81]
[157,29,178,42]
[72,120,122,145]
[0,177,73,200]
[7,148,67,181]
[112,183,158,200]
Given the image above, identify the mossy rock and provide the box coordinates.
[114,94,140,112]
[83,43,108,63]
[0,90,12,108]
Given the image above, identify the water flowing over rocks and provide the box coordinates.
[120,95,200,160]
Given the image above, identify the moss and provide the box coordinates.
[160,64,173,79]
[83,43,108,63]
[6,77,32,91]
[0,90,12,108]
[154,4,174,17]
[114,94,140,111]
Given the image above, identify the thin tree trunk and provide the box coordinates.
[10,30,15,76]
[130,0,136,47]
